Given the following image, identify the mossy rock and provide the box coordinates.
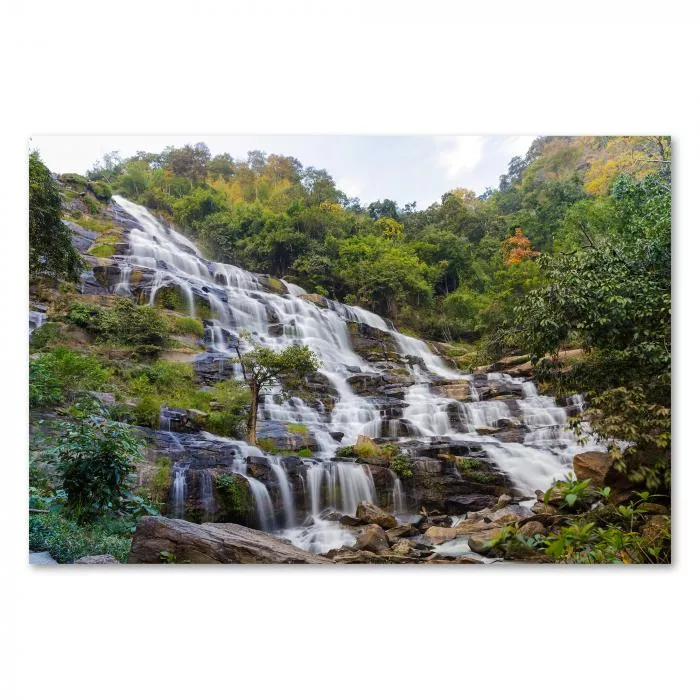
[60,173,89,190]
[213,471,252,523]
[153,285,191,313]
[88,243,117,258]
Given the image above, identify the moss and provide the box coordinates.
[129,269,143,284]
[60,173,89,189]
[265,276,286,294]
[149,456,172,503]
[287,423,308,435]
[194,296,212,320]
[256,438,278,454]
[133,396,161,428]
[88,243,117,258]
[70,214,114,234]
[335,445,355,458]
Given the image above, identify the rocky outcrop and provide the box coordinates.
[74,554,120,564]
[346,322,402,363]
[128,516,330,564]
[573,450,612,487]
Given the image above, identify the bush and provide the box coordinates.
[29,322,61,350]
[59,173,89,189]
[169,315,204,336]
[29,512,132,563]
[51,410,144,522]
[29,347,110,407]
[88,180,112,201]
[100,298,170,353]
[148,456,172,504]
[133,396,162,428]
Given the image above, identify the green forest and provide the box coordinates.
[28,135,671,565]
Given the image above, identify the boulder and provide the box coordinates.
[444,493,498,514]
[354,524,390,553]
[573,450,613,487]
[517,521,546,537]
[355,501,398,529]
[391,539,418,557]
[424,526,459,545]
[386,524,420,539]
[128,516,330,564]
[467,528,504,554]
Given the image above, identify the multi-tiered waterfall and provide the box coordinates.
[105,195,601,552]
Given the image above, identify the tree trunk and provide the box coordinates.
[247,382,259,446]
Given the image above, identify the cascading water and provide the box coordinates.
[110,195,604,549]
[171,463,188,519]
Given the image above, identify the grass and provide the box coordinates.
[88,243,117,258]
[287,423,308,435]
[168,315,205,337]
[69,213,115,234]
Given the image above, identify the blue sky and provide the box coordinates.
[30,134,535,209]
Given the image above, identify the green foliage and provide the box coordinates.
[47,406,143,522]
[29,347,110,407]
[335,445,355,458]
[213,472,250,520]
[149,456,172,504]
[169,315,205,336]
[389,450,413,479]
[29,512,132,563]
[88,180,112,201]
[30,151,82,282]
[88,243,116,258]
[29,321,61,350]
[287,423,308,435]
[68,298,170,354]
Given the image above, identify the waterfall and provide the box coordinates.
[268,457,296,527]
[110,195,603,544]
[200,470,215,521]
[391,473,407,514]
[171,463,188,519]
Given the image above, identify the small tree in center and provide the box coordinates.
[234,342,320,446]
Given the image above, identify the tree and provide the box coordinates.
[234,343,320,445]
[29,151,82,283]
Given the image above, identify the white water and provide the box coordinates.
[111,196,603,544]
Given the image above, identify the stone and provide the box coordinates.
[386,524,420,539]
[355,501,398,529]
[128,516,330,564]
[467,528,504,554]
[518,521,546,537]
[74,554,120,564]
[354,524,390,553]
[424,526,459,544]
[340,515,363,527]
[431,380,475,401]
[490,504,533,524]
[496,494,512,509]
[573,450,613,488]
[29,551,58,565]
[444,494,498,514]
[391,539,418,557]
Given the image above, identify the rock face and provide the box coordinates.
[128,516,331,564]
[74,554,120,565]
[573,450,612,487]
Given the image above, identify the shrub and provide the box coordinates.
[148,456,172,504]
[169,315,205,336]
[67,301,104,331]
[50,410,143,522]
[100,298,170,353]
[29,322,61,350]
[133,396,161,428]
[59,173,89,189]
[389,451,413,478]
[88,180,112,201]
[29,347,110,407]
[29,512,132,563]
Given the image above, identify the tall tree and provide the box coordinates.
[29,151,82,282]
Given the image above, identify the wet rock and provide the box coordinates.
[431,380,475,401]
[256,420,318,452]
[299,293,328,308]
[354,524,390,553]
[444,494,498,514]
[346,321,402,363]
[129,516,330,564]
[329,432,344,442]
[339,515,363,527]
[355,501,398,529]
[573,450,613,488]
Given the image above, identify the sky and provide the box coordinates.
[29,134,535,209]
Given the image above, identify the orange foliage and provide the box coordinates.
[504,228,538,265]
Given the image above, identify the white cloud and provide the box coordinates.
[435,136,486,179]
[499,135,536,159]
